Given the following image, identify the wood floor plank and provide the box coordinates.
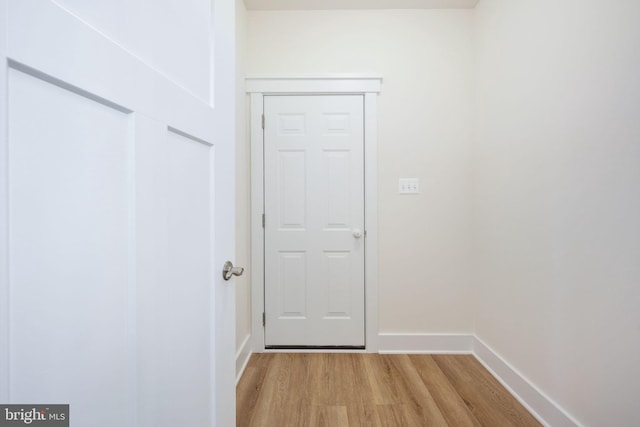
[279,353,315,427]
[375,403,420,426]
[383,355,450,426]
[409,354,482,427]
[433,355,542,427]
[432,355,514,426]
[236,353,274,427]
[316,353,359,406]
[346,403,382,427]
[309,405,349,427]
[236,353,542,427]
[245,353,295,427]
[460,356,542,427]
[362,354,402,405]
[344,355,382,427]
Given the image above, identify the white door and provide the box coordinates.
[264,95,365,348]
[0,1,236,426]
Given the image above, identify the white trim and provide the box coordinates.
[247,76,381,353]
[235,334,252,385]
[243,0,479,11]
[246,73,384,80]
[246,75,382,95]
[473,337,582,427]
[249,92,265,352]
[378,333,474,354]
[363,92,379,352]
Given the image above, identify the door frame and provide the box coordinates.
[246,75,382,352]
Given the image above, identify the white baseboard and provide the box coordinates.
[472,336,581,427]
[235,334,252,385]
[378,333,474,354]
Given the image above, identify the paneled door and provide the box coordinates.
[264,95,365,348]
[0,1,236,426]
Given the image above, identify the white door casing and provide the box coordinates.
[247,76,382,352]
[264,95,365,347]
[0,1,236,426]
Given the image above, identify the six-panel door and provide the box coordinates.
[264,95,365,348]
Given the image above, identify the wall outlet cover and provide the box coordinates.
[399,178,419,194]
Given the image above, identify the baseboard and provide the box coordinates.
[472,336,581,427]
[378,333,474,354]
[235,334,252,385]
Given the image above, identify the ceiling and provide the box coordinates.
[243,0,479,11]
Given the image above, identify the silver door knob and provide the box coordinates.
[352,228,363,239]
[222,261,244,281]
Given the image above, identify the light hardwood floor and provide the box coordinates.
[236,353,542,427]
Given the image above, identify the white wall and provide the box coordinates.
[235,0,252,359]
[473,1,640,426]
[245,10,476,334]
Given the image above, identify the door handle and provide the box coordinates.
[222,261,244,281]
[352,228,363,239]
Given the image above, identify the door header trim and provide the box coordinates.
[246,75,382,94]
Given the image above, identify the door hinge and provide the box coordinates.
[262,312,266,327]
[262,213,265,228]
[261,114,265,129]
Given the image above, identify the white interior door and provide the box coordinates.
[264,95,365,348]
[0,1,236,426]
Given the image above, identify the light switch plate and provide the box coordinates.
[399,178,419,194]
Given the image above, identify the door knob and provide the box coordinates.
[352,228,363,239]
[222,261,244,281]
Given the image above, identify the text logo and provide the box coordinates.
[0,405,68,427]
